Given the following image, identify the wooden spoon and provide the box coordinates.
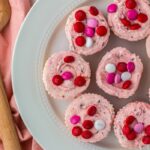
[0,0,11,31]
[0,73,21,150]
[0,0,21,149]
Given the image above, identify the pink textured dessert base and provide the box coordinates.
[96,47,143,98]
[114,102,150,148]
[65,93,115,143]
[43,51,91,100]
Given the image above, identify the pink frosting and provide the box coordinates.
[43,51,91,100]
[65,6,110,56]
[96,47,143,98]
[108,0,150,41]
[114,102,150,149]
[65,93,115,143]
[146,35,150,58]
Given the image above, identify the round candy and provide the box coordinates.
[87,106,97,116]
[96,26,107,36]
[106,73,116,84]
[85,37,93,48]
[120,18,131,27]
[138,13,148,23]
[117,62,127,72]
[133,123,144,134]
[122,125,132,135]
[115,73,121,84]
[126,130,137,140]
[85,26,95,37]
[82,120,94,129]
[87,18,98,28]
[130,23,141,30]
[125,0,137,9]
[125,115,136,125]
[75,36,86,46]
[62,71,73,80]
[74,76,86,86]
[94,120,106,131]
[70,115,81,124]
[127,62,135,73]
[52,75,64,86]
[142,136,150,144]
[122,80,132,89]
[75,10,86,21]
[73,22,85,33]
[81,130,93,139]
[72,126,82,136]
[105,63,116,73]
[107,3,118,13]
[121,72,131,81]
[89,6,99,16]
[127,9,138,21]
[64,56,75,63]
[145,125,150,136]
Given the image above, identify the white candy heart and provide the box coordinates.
[105,63,116,73]
[85,37,93,48]
[94,120,106,130]
[121,72,131,81]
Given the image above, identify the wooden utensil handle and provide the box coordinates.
[0,73,21,150]
[0,0,11,31]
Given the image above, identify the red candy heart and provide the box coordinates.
[64,56,75,63]
[120,18,131,27]
[145,125,150,136]
[122,125,132,135]
[126,130,137,140]
[52,75,64,86]
[72,126,82,136]
[96,26,107,36]
[89,6,99,16]
[73,22,85,33]
[74,76,86,86]
[125,0,137,9]
[142,136,150,144]
[125,115,136,125]
[122,80,132,89]
[117,62,127,72]
[81,130,93,139]
[82,120,94,129]
[87,106,97,116]
[130,24,141,30]
[75,36,86,47]
[75,10,86,21]
[138,13,148,23]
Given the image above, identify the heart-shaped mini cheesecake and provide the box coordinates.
[96,47,143,98]
[65,93,114,143]
[65,6,110,56]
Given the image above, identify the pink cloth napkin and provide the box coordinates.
[0,0,42,149]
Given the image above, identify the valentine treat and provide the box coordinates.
[43,51,91,100]
[96,47,143,98]
[107,0,150,41]
[65,93,115,143]
[65,6,110,55]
